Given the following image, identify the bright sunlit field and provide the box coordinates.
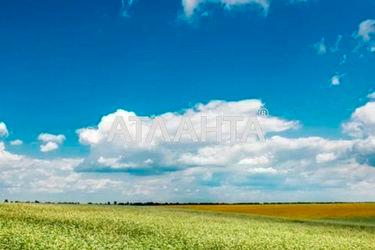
[0,203,374,249]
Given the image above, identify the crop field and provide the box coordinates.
[0,203,374,249]
[176,203,375,219]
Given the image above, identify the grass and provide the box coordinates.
[0,203,374,249]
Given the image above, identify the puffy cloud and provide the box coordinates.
[77,99,297,147]
[10,139,23,146]
[76,99,298,173]
[0,142,124,201]
[182,0,201,17]
[330,74,342,86]
[40,142,59,153]
[0,142,21,162]
[77,128,101,145]
[354,19,375,53]
[3,99,375,202]
[38,133,65,144]
[70,99,375,202]
[356,19,375,42]
[38,133,66,153]
[342,101,375,138]
[353,136,375,167]
[0,122,9,137]
[182,0,270,18]
[340,101,375,168]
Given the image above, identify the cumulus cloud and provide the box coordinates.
[0,142,21,162]
[182,0,270,18]
[0,142,123,201]
[76,99,298,173]
[38,133,65,144]
[40,142,59,153]
[38,133,66,153]
[68,99,375,202]
[356,19,375,42]
[10,139,23,146]
[342,101,375,138]
[0,122,9,137]
[2,99,375,202]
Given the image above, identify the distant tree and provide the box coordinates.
[4,199,8,203]
[114,201,117,205]
[35,200,40,204]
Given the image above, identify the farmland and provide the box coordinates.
[176,203,375,219]
[0,203,374,249]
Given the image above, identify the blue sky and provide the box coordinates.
[0,0,375,202]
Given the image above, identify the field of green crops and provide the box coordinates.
[0,203,374,249]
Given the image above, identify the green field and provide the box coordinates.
[0,204,374,249]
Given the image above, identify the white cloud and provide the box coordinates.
[38,133,65,144]
[238,155,270,165]
[331,74,342,86]
[0,122,9,137]
[0,141,124,201]
[316,152,336,163]
[77,99,298,147]
[182,0,270,18]
[38,133,66,153]
[76,99,298,172]
[342,101,375,138]
[0,142,21,162]
[247,167,278,174]
[182,0,201,17]
[314,38,327,55]
[10,139,23,146]
[69,99,375,202]
[354,19,375,53]
[2,99,375,203]
[40,142,59,153]
[357,19,375,42]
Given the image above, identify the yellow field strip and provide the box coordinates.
[173,203,375,219]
